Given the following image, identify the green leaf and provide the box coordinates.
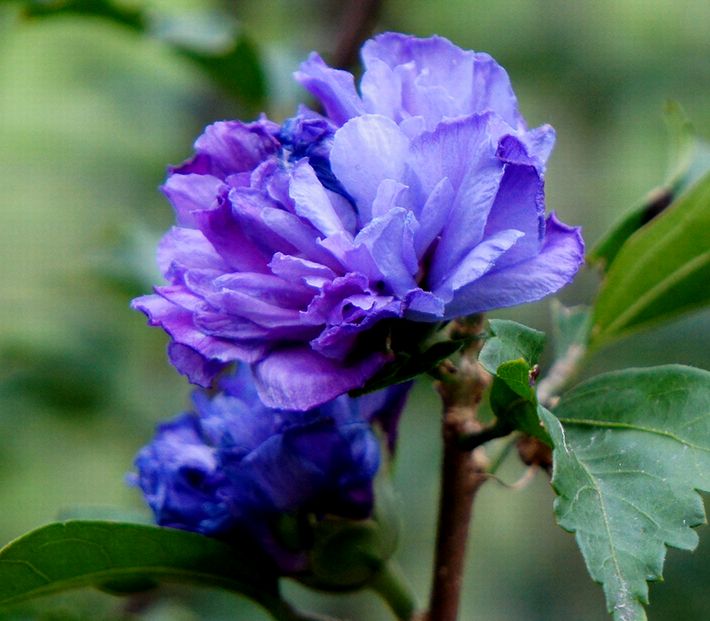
[539,366,710,621]
[479,319,545,375]
[0,520,279,610]
[590,171,710,348]
[589,103,710,270]
[489,360,550,443]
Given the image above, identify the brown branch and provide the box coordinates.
[422,316,491,621]
[332,0,385,70]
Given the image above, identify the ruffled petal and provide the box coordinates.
[253,347,389,410]
[161,174,223,228]
[442,213,584,318]
[295,53,365,126]
[330,115,410,224]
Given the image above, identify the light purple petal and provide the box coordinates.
[330,115,410,224]
[496,126,556,171]
[268,253,336,289]
[433,228,524,301]
[192,194,269,273]
[470,52,524,130]
[413,176,455,257]
[408,115,505,285]
[442,213,584,318]
[354,208,418,296]
[253,348,389,411]
[157,227,228,282]
[371,179,408,220]
[161,174,223,228]
[260,207,343,272]
[132,293,268,380]
[295,53,365,126]
[289,160,347,236]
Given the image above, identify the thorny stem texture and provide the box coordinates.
[424,316,491,621]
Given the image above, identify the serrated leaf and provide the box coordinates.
[590,171,710,348]
[589,103,710,271]
[479,319,545,375]
[539,366,710,621]
[0,521,279,610]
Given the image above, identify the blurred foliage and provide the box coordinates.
[0,0,708,619]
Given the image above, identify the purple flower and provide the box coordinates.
[133,33,583,410]
[131,367,408,569]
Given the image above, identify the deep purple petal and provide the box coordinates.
[253,347,389,410]
[193,193,270,273]
[482,164,545,268]
[172,120,280,179]
[442,213,584,318]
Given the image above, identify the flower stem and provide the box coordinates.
[369,560,418,620]
[424,316,491,621]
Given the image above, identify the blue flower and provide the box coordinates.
[131,367,408,568]
[132,33,583,410]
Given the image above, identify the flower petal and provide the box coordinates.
[253,347,389,410]
[442,213,584,318]
[330,115,410,224]
[295,53,365,126]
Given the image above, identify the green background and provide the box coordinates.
[0,0,708,619]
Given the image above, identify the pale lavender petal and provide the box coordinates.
[355,208,418,296]
[268,253,336,289]
[289,160,347,236]
[413,176,455,257]
[520,124,556,168]
[403,289,446,321]
[295,53,365,126]
[260,207,343,272]
[442,213,584,318]
[409,115,505,285]
[254,347,389,410]
[471,52,524,129]
[371,179,408,219]
[157,227,228,282]
[359,57,402,120]
[161,174,223,228]
[330,115,410,224]
[496,125,556,171]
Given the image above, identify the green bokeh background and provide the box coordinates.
[0,1,708,619]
